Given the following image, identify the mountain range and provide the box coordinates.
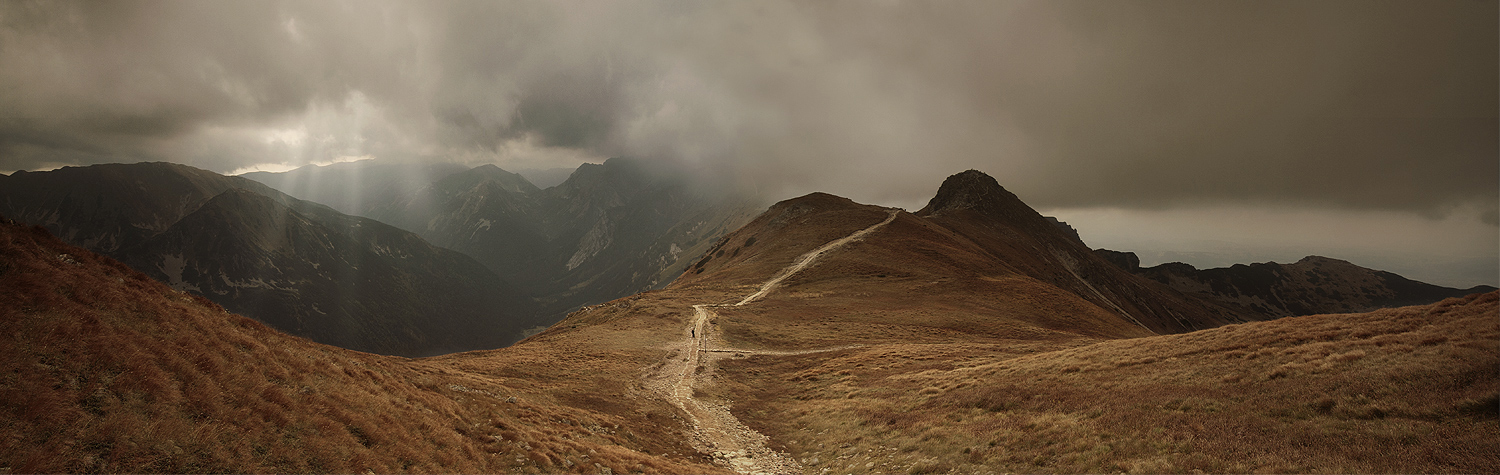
[1094,249,1497,318]
[239,161,472,217]
[3,168,1493,473]
[0,163,539,356]
[260,157,763,316]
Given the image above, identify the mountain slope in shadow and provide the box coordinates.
[0,217,719,474]
[363,157,764,316]
[1,163,538,356]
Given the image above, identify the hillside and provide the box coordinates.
[910,170,1247,333]
[1096,250,1498,318]
[712,291,1498,474]
[0,163,539,356]
[565,171,1495,473]
[529,175,1499,473]
[6,167,1494,474]
[0,217,720,474]
[119,189,539,356]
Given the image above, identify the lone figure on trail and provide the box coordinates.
[691,328,695,338]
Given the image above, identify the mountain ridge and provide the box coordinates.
[1,163,541,356]
[911,170,1248,334]
[238,160,472,217]
[363,157,764,317]
[4,167,1497,473]
[1095,249,1499,318]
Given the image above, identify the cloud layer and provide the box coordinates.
[2,0,1495,218]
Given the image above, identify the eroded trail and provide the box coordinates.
[649,209,898,475]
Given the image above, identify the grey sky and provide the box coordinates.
[1,0,1495,285]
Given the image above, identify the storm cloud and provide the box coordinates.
[1,1,1495,243]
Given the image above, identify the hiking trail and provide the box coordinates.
[647,209,897,475]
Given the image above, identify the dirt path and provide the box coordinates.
[737,210,900,306]
[647,209,898,475]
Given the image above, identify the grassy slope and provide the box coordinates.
[717,291,1498,474]
[6,178,1495,475]
[0,219,719,474]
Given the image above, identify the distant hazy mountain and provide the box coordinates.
[513,167,576,189]
[367,157,763,316]
[0,162,540,356]
[240,160,470,217]
[1094,249,1497,318]
[246,158,762,318]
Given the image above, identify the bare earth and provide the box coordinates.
[644,209,898,475]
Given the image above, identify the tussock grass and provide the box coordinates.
[0,220,720,474]
[720,292,1499,474]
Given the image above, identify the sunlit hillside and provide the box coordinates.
[714,291,1498,474]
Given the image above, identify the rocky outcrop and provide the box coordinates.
[1045,217,1085,245]
[1092,249,1140,273]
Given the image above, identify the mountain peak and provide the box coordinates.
[775,192,862,210]
[916,169,1032,220]
[439,164,539,194]
[1294,255,1354,267]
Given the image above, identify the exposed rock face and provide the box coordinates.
[1045,217,1085,245]
[917,170,1036,221]
[1094,250,1496,318]
[1,163,540,356]
[1092,249,1141,273]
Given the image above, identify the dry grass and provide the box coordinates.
[0,219,720,474]
[718,292,1498,474]
[7,183,1494,475]
[667,190,1493,473]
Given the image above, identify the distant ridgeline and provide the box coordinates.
[0,163,542,356]
[0,159,761,354]
[3,161,1482,357]
[1093,249,1496,319]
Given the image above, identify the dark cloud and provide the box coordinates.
[0,0,1494,218]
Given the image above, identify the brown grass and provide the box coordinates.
[718,292,1499,474]
[7,187,1495,475]
[0,219,720,474]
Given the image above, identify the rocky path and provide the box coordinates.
[648,209,898,475]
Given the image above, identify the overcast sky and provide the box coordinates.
[1,1,1495,286]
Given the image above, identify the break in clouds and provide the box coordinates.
[1,0,1495,220]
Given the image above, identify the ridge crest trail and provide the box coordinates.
[655,208,899,475]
